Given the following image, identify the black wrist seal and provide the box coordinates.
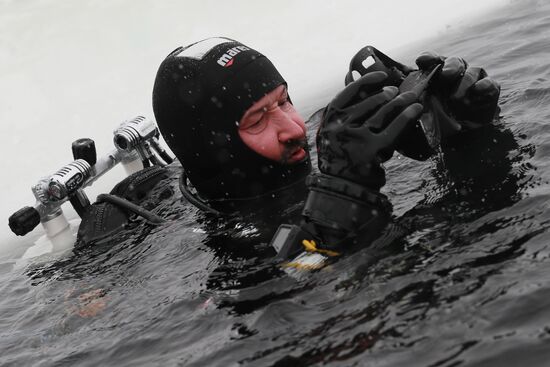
[302,174,392,250]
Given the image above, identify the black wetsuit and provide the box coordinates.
[76,111,321,248]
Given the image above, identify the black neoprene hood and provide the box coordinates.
[152,37,311,203]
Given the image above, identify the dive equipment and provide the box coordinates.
[36,159,92,202]
[8,116,172,255]
[96,194,165,225]
[70,139,95,217]
[114,116,174,168]
[9,207,40,237]
[178,172,223,216]
[72,138,97,166]
[270,224,312,260]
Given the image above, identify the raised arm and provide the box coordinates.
[271,72,423,259]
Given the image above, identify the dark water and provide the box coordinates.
[2,1,550,366]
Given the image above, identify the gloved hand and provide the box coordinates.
[415,52,501,131]
[317,71,423,190]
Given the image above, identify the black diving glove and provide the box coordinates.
[344,46,501,160]
[415,52,501,134]
[301,71,423,251]
[316,71,423,189]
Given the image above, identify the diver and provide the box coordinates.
[76,37,500,259]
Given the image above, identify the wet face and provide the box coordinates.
[238,85,307,164]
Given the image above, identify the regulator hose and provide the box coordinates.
[96,193,165,225]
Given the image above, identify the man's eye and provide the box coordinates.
[246,118,267,134]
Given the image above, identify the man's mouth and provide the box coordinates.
[282,140,307,164]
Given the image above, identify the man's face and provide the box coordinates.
[238,85,307,164]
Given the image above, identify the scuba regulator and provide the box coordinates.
[8,116,172,251]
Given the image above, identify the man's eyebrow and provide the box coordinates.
[242,86,286,122]
[244,93,274,117]
[241,102,267,124]
[245,102,268,118]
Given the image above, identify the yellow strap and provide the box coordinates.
[302,239,340,257]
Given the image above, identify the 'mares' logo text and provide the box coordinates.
[217,46,250,67]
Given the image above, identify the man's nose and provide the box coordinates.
[270,109,305,142]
